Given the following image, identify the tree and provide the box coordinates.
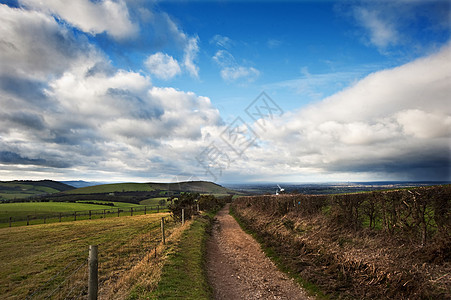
[168,192,199,222]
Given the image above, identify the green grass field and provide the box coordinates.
[0,213,174,299]
[0,182,60,200]
[0,201,142,218]
[139,197,169,206]
[0,201,167,228]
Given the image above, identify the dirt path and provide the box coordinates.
[206,204,312,300]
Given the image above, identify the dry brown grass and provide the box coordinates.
[99,220,192,299]
[232,196,451,299]
[0,213,173,299]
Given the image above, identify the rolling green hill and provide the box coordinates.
[64,181,236,195]
[0,180,74,200]
[63,182,155,194]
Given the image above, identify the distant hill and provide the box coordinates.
[64,181,236,195]
[60,180,109,188]
[0,180,74,200]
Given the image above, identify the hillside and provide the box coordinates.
[0,180,74,201]
[64,181,235,195]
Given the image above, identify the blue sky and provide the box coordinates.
[0,0,450,183]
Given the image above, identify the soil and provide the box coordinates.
[206,204,312,300]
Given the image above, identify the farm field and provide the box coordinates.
[0,201,142,218]
[140,197,169,206]
[0,180,74,200]
[0,201,166,228]
[0,212,175,299]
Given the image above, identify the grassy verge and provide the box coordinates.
[149,214,213,299]
[229,205,329,300]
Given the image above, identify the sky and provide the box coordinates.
[0,0,450,184]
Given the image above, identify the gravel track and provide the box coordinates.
[206,204,312,300]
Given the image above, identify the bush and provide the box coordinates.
[169,192,199,222]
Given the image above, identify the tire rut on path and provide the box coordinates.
[206,204,312,300]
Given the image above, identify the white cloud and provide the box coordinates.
[223,43,451,181]
[213,50,260,83]
[145,52,181,80]
[0,57,222,178]
[19,0,138,39]
[0,4,219,181]
[264,70,365,102]
[0,4,92,80]
[396,109,451,139]
[220,66,260,82]
[267,39,282,49]
[210,34,233,49]
[353,7,398,49]
[183,36,200,78]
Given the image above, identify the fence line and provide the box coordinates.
[26,259,83,300]
[1,205,168,228]
[45,260,87,299]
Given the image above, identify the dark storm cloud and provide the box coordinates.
[106,88,164,120]
[5,111,46,130]
[0,151,70,168]
[85,62,116,77]
[326,147,451,181]
[0,5,90,80]
[0,76,48,105]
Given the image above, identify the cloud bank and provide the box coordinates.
[0,4,218,181]
[236,43,451,181]
[20,0,138,40]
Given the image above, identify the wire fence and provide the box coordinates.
[0,205,168,228]
[23,215,177,300]
[25,258,88,300]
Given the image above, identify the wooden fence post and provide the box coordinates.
[157,205,159,213]
[59,213,62,222]
[9,217,12,227]
[43,217,46,224]
[130,208,133,216]
[27,215,29,226]
[103,209,106,218]
[88,245,98,300]
[89,210,92,220]
[74,212,77,221]
[182,208,185,225]
[117,208,120,217]
[144,206,146,215]
[161,217,165,245]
